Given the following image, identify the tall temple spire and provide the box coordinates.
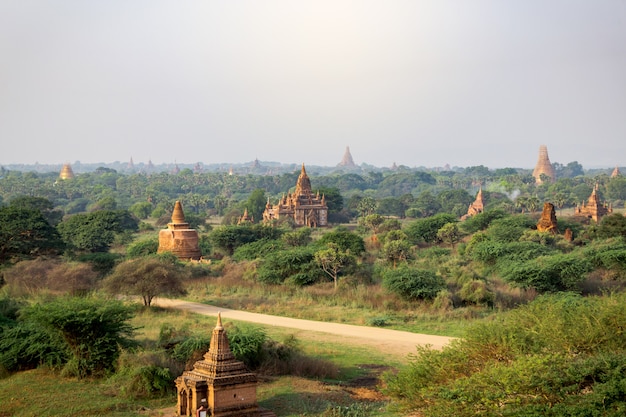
[532,145,556,184]
[295,163,312,197]
[338,146,356,167]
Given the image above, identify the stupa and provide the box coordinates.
[536,202,558,234]
[157,201,201,260]
[532,145,556,184]
[175,314,275,417]
[461,187,485,220]
[337,146,356,167]
[262,164,328,227]
[574,184,612,223]
[59,163,75,180]
[237,208,254,225]
[611,166,621,178]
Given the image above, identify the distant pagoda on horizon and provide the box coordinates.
[532,145,556,184]
[59,163,75,180]
[337,146,356,167]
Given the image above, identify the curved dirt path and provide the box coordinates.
[153,298,456,359]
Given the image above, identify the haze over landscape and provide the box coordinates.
[1,1,625,168]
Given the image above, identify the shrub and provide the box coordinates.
[501,253,593,292]
[405,213,457,244]
[18,297,137,378]
[257,247,321,285]
[382,266,446,300]
[233,239,285,261]
[384,293,626,416]
[126,237,159,258]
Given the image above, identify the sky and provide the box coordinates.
[1,1,625,169]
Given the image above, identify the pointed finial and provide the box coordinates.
[215,312,223,330]
[171,201,186,223]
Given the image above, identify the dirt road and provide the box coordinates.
[153,298,456,358]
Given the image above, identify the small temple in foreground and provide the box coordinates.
[262,164,328,227]
[574,184,613,223]
[157,201,201,260]
[175,314,275,416]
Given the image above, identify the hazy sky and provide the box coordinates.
[1,1,625,168]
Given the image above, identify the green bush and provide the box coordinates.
[20,297,137,378]
[257,247,321,285]
[384,293,626,416]
[126,237,159,258]
[233,239,285,261]
[501,253,592,292]
[382,266,446,300]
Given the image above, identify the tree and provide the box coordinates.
[245,188,267,222]
[314,243,356,290]
[357,196,378,217]
[129,201,153,219]
[57,210,138,252]
[405,213,457,244]
[381,239,413,268]
[361,213,385,234]
[103,256,188,306]
[0,206,64,263]
[9,196,63,226]
[437,222,461,248]
[317,228,366,255]
[21,297,136,378]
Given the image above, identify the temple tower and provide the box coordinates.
[532,145,556,184]
[338,146,356,167]
[157,201,201,260]
[461,187,485,220]
[175,314,275,417]
[574,184,613,223]
[611,166,621,178]
[59,163,75,180]
[263,164,328,227]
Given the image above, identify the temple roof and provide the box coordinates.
[532,145,556,184]
[295,163,312,197]
[338,146,356,167]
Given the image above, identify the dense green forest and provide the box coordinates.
[1,163,626,416]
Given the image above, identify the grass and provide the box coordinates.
[0,305,407,417]
[0,368,173,417]
[184,272,487,338]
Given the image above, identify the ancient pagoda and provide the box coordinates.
[461,187,485,220]
[175,314,275,417]
[237,208,254,225]
[262,164,328,227]
[574,184,613,223]
[337,146,356,167]
[536,202,558,234]
[59,163,75,180]
[611,166,621,178]
[157,201,201,260]
[532,145,556,184]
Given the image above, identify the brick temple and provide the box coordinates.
[175,314,275,417]
[262,164,328,227]
[157,201,201,260]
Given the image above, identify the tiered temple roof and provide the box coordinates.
[611,166,621,178]
[175,314,275,416]
[262,164,328,227]
[574,184,613,223]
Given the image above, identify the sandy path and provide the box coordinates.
[153,298,456,358]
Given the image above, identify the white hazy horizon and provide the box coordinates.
[1,1,625,168]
